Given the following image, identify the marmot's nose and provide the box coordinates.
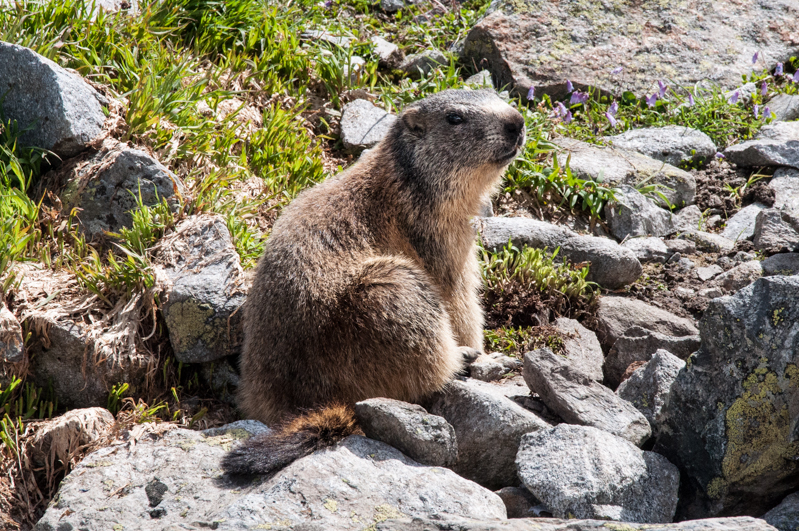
[504,114,525,143]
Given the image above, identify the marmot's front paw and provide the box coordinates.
[458,346,481,365]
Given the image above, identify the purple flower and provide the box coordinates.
[556,102,568,117]
[569,91,589,105]
[752,51,759,64]
[563,110,573,124]
[605,111,618,128]
[608,100,619,116]
[763,106,771,119]
[793,70,799,83]
[611,66,623,75]
[776,63,784,75]
[715,152,725,159]
[753,104,759,119]
[687,93,695,106]
[728,90,739,104]
[657,80,667,98]
[527,85,535,101]
[645,93,658,108]
[761,81,768,96]
[566,80,573,92]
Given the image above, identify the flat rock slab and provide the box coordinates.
[340,99,397,152]
[460,0,799,100]
[523,348,651,446]
[554,138,696,207]
[724,121,799,169]
[354,398,457,467]
[621,236,671,264]
[58,138,184,242]
[617,350,686,436]
[0,41,105,158]
[769,93,799,123]
[696,265,723,281]
[596,296,699,349]
[655,276,799,518]
[678,230,735,253]
[605,184,674,241]
[554,317,603,382]
[478,217,642,289]
[606,126,717,168]
[721,203,767,242]
[35,426,506,530]
[427,379,550,490]
[376,516,778,531]
[155,215,247,363]
[516,424,679,522]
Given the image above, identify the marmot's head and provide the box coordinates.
[386,89,526,211]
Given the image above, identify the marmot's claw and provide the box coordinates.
[459,346,481,365]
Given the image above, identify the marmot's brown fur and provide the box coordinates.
[222,89,526,475]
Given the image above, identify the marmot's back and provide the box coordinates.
[225,89,526,475]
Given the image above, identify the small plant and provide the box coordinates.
[107,383,130,415]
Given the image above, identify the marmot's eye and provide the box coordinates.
[446,113,464,125]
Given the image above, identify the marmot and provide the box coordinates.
[222,89,526,474]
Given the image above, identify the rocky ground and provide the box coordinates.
[2,0,799,530]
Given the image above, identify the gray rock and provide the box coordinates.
[596,297,699,349]
[616,350,686,436]
[340,99,396,153]
[677,257,696,270]
[465,70,494,89]
[770,168,799,210]
[516,424,678,522]
[470,355,510,382]
[25,312,148,408]
[713,260,763,291]
[721,203,767,241]
[673,205,704,232]
[380,0,416,13]
[371,36,404,69]
[30,407,115,467]
[478,217,642,289]
[665,238,697,255]
[678,230,735,253]
[605,326,701,388]
[606,126,717,168]
[768,93,799,122]
[428,378,550,489]
[621,237,671,264]
[57,138,184,242]
[0,41,105,158]
[523,348,651,446]
[300,30,352,48]
[459,0,799,99]
[155,215,247,364]
[698,287,724,299]
[0,303,23,363]
[654,275,799,518]
[753,208,799,252]
[354,398,457,467]
[399,49,447,79]
[376,516,779,531]
[554,138,696,207]
[763,492,799,531]
[724,121,799,169]
[696,265,723,281]
[35,429,506,530]
[554,317,603,382]
[762,253,799,276]
[202,420,271,438]
[605,185,674,240]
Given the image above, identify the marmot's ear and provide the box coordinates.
[401,107,425,137]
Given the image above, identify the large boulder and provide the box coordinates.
[154,215,247,364]
[0,41,106,158]
[654,276,799,518]
[35,425,507,530]
[427,379,550,490]
[460,0,799,100]
[606,126,717,168]
[57,139,185,242]
[554,138,696,207]
[724,122,799,169]
[478,217,642,289]
[523,348,651,446]
[516,424,679,522]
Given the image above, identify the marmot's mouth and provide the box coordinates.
[495,147,521,164]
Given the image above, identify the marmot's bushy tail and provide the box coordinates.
[221,405,360,475]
